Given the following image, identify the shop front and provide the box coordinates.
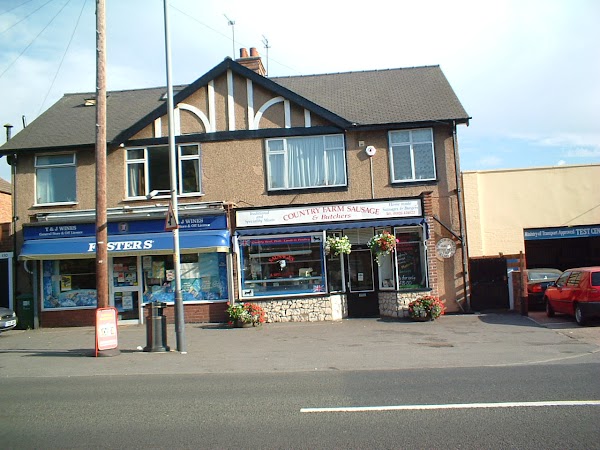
[234,198,431,322]
[20,214,231,327]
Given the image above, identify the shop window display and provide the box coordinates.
[239,235,326,297]
[42,259,97,309]
[395,228,427,289]
[142,253,228,303]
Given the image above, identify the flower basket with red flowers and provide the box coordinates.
[367,231,399,266]
[407,295,445,321]
[226,302,266,327]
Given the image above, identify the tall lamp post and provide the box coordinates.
[162,0,186,353]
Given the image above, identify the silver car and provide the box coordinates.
[0,307,18,332]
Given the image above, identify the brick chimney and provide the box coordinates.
[235,47,266,76]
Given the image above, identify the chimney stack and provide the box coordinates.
[235,47,266,76]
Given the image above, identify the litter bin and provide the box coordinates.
[143,301,170,352]
[15,294,34,330]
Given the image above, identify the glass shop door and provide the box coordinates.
[110,256,143,324]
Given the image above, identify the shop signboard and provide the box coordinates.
[524,225,600,241]
[236,199,422,228]
[24,214,227,240]
[95,307,118,356]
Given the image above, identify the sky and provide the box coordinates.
[0,0,599,182]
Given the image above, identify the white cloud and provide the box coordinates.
[476,156,503,168]
[556,160,567,166]
[565,148,600,158]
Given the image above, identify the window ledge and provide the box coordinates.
[390,179,437,187]
[267,185,348,196]
[32,201,78,208]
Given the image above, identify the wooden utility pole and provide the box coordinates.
[95,0,108,308]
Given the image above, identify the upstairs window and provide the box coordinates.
[35,153,76,204]
[126,144,201,198]
[389,128,436,182]
[266,134,346,190]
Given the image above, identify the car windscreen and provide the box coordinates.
[528,272,561,281]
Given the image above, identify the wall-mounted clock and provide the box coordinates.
[436,237,456,258]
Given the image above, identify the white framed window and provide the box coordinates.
[389,128,436,182]
[35,153,76,205]
[126,144,201,198]
[266,134,346,190]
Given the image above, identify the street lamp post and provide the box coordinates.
[147,190,185,353]
[162,0,186,353]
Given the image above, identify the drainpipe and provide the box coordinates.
[452,121,470,311]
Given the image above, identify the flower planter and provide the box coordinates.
[232,320,254,328]
[410,315,433,322]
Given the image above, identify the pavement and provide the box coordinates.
[0,312,599,379]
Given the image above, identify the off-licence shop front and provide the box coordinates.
[233,198,432,321]
[20,213,231,327]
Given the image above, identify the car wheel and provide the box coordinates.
[545,298,555,318]
[575,304,587,326]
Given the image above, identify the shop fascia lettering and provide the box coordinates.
[237,200,421,227]
[87,240,154,252]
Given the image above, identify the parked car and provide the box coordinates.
[0,307,18,333]
[526,268,563,310]
[544,267,600,325]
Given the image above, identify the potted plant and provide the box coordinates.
[226,302,266,327]
[367,231,399,265]
[325,235,352,257]
[407,295,445,321]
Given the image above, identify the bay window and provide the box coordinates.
[389,128,436,182]
[266,134,346,190]
[35,153,76,204]
[126,144,201,198]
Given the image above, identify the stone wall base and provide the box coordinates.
[379,290,433,318]
[258,295,347,323]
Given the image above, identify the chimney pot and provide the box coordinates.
[250,47,259,57]
[240,48,249,58]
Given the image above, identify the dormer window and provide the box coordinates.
[83,98,96,106]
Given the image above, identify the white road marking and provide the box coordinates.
[301,400,600,413]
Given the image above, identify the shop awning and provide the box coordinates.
[235,218,426,236]
[19,230,230,260]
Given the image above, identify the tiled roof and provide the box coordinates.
[272,66,469,126]
[0,63,468,153]
[0,177,11,194]
[0,86,181,152]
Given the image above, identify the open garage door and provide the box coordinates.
[524,224,600,271]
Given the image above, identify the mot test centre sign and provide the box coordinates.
[236,199,422,228]
[524,224,600,241]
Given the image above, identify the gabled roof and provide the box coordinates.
[0,59,469,154]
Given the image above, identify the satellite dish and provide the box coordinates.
[365,145,376,157]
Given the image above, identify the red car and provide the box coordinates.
[544,267,600,325]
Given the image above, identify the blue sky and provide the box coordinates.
[1,0,599,182]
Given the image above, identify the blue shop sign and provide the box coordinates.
[24,214,227,240]
[524,224,600,241]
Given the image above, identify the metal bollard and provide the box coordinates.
[143,301,170,352]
